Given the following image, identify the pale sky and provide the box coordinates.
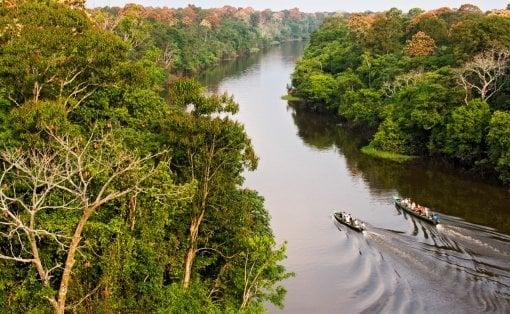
[86,0,509,12]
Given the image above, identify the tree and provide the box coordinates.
[296,73,337,106]
[457,47,510,104]
[458,4,482,14]
[408,8,425,18]
[0,131,157,313]
[339,88,382,128]
[451,15,510,57]
[444,99,491,162]
[371,114,412,154]
[487,111,510,183]
[407,14,449,46]
[0,2,127,107]
[292,5,510,183]
[163,80,258,290]
[236,237,290,310]
[366,9,405,54]
[0,1,297,311]
[347,13,375,44]
[404,31,436,57]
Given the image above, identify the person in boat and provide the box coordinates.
[353,219,360,228]
[345,213,352,224]
[360,222,366,230]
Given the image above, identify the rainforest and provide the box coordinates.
[291,5,510,183]
[1,1,510,313]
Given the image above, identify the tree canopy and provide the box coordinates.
[0,1,300,312]
[291,5,510,183]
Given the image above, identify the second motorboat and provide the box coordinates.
[334,212,366,232]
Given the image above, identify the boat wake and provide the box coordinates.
[333,215,510,313]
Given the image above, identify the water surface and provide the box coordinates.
[201,42,510,313]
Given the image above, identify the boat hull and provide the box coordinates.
[394,198,439,225]
[333,212,365,232]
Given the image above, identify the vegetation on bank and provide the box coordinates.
[0,1,303,312]
[281,94,303,101]
[93,3,326,73]
[291,4,510,183]
[361,146,416,163]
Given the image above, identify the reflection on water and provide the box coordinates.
[290,102,510,234]
[200,42,510,313]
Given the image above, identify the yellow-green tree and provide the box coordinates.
[404,31,436,57]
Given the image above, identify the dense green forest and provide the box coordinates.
[93,3,325,73]
[0,1,321,312]
[291,5,510,183]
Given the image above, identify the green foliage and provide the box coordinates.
[339,88,382,128]
[488,111,510,183]
[296,72,337,106]
[292,6,510,183]
[444,99,491,163]
[0,2,128,105]
[93,5,325,74]
[371,113,412,154]
[361,145,416,163]
[451,15,510,60]
[0,1,293,312]
[366,9,405,54]
[281,94,302,101]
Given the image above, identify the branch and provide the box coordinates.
[65,284,102,310]
[0,253,34,263]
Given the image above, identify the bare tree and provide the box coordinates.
[457,47,510,104]
[0,132,156,314]
[382,70,424,97]
[159,44,175,70]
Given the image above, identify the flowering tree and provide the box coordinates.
[405,31,436,57]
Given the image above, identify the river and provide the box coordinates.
[200,42,510,313]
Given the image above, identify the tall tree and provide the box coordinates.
[164,79,257,289]
[0,131,158,313]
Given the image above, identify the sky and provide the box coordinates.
[86,0,509,12]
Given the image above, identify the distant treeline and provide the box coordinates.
[92,4,326,73]
[291,4,510,183]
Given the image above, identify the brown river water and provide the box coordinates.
[200,42,510,313]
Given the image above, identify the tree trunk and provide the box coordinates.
[183,246,196,289]
[182,211,204,289]
[55,208,93,314]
